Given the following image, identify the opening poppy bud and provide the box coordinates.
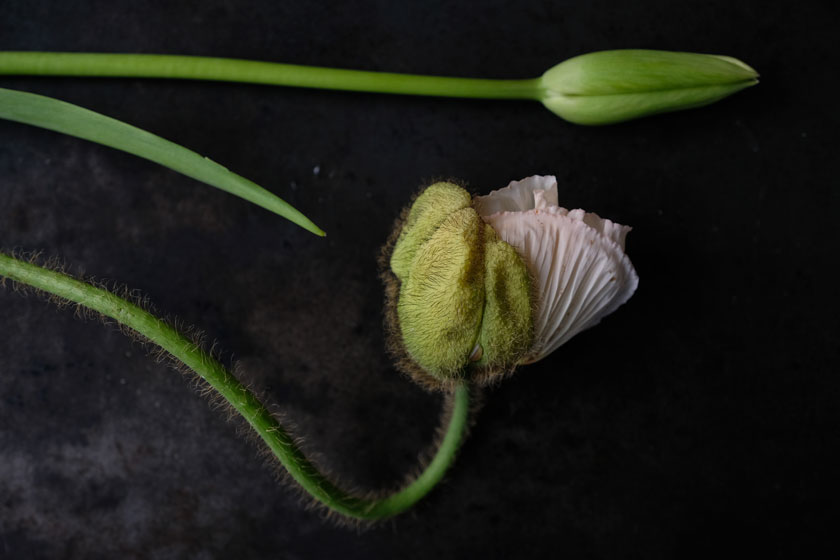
[539,49,758,125]
[383,177,638,391]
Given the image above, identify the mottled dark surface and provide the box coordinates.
[1,1,837,558]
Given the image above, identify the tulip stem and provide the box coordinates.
[0,52,544,100]
[0,251,470,521]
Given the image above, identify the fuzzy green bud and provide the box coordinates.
[540,49,758,125]
[385,182,533,389]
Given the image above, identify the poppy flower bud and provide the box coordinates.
[540,49,758,125]
[383,177,638,391]
[385,182,534,390]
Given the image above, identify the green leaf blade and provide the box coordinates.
[0,87,325,236]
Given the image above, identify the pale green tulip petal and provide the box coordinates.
[540,49,758,125]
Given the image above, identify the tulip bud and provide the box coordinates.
[540,49,758,125]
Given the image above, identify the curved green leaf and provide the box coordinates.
[0,87,324,236]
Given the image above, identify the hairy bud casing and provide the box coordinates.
[384,177,639,392]
[384,182,533,390]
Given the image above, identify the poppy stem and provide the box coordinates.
[0,251,470,521]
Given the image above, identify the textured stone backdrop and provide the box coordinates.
[1,1,837,558]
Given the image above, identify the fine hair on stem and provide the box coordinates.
[0,250,471,524]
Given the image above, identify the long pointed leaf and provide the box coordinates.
[0,87,324,236]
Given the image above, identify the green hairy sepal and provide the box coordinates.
[386,182,533,390]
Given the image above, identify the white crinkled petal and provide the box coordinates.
[561,208,632,251]
[473,175,559,215]
[478,179,638,363]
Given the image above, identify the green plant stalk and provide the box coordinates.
[0,252,469,520]
[0,87,324,236]
[0,52,544,100]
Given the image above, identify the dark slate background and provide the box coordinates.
[1,1,837,558]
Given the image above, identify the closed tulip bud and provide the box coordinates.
[539,49,758,125]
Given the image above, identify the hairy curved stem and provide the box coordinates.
[0,252,469,520]
[0,87,324,237]
[0,52,544,100]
